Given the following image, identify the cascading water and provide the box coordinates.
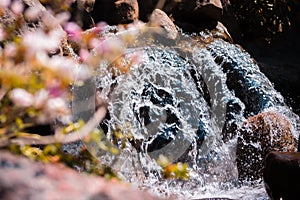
[73,27,300,199]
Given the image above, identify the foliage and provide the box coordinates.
[157,155,190,180]
[230,0,299,41]
[0,0,189,182]
[0,0,119,177]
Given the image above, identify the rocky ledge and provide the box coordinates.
[0,150,162,200]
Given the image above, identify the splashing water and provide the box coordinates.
[73,28,300,199]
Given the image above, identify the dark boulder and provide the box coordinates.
[137,0,158,21]
[138,0,223,31]
[264,151,300,200]
[236,111,296,181]
[89,0,139,25]
[169,0,222,31]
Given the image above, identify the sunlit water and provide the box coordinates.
[76,33,300,199]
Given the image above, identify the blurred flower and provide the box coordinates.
[11,0,24,15]
[4,42,17,58]
[47,81,65,98]
[64,22,82,41]
[45,56,90,81]
[9,88,34,107]
[24,6,42,21]
[54,12,70,26]
[89,37,101,49]
[33,89,49,109]
[22,28,64,57]
[92,22,107,35]
[0,0,11,8]
[0,27,6,41]
[94,38,124,61]
[79,49,90,62]
[45,97,69,116]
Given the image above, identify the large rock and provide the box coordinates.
[148,9,178,40]
[90,0,139,25]
[0,150,161,200]
[137,0,158,21]
[264,151,300,200]
[138,0,222,31]
[236,111,296,181]
[169,0,222,31]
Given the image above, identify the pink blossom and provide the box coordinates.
[94,38,124,61]
[4,43,17,58]
[89,37,101,49]
[11,0,24,15]
[22,29,63,56]
[24,6,42,21]
[46,79,65,98]
[79,49,90,62]
[33,89,49,109]
[0,27,6,41]
[45,97,69,115]
[46,56,90,81]
[9,88,34,107]
[0,0,11,8]
[54,12,70,26]
[91,22,107,35]
[64,22,82,41]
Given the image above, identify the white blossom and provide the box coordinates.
[11,0,24,15]
[22,28,63,56]
[0,0,11,8]
[33,89,49,109]
[9,88,34,107]
[0,27,6,41]
[24,6,42,21]
[45,97,69,116]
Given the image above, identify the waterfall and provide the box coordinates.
[72,27,300,199]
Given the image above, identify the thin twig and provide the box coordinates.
[5,105,107,146]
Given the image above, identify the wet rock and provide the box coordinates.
[137,0,158,21]
[263,151,300,200]
[138,0,222,31]
[148,9,178,40]
[209,42,286,117]
[70,0,95,29]
[236,111,296,181]
[90,0,139,25]
[0,150,161,200]
[195,198,235,200]
[170,0,222,31]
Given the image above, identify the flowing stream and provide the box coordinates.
[72,28,300,199]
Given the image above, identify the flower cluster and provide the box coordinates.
[0,0,100,147]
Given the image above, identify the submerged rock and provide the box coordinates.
[264,151,300,200]
[236,111,296,181]
[0,150,161,200]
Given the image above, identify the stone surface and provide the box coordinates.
[138,0,222,31]
[264,151,300,200]
[221,2,300,116]
[0,150,162,200]
[148,9,178,40]
[137,0,158,21]
[90,0,139,25]
[236,111,296,181]
[170,0,222,31]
